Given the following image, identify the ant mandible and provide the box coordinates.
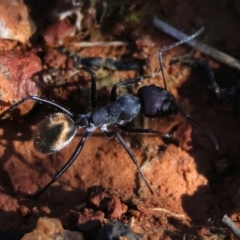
[0,26,218,197]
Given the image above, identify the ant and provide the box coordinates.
[0,26,218,197]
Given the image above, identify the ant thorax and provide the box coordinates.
[88,95,141,127]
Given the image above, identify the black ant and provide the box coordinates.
[0,26,218,197]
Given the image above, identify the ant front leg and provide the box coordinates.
[111,27,205,103]
[0,96,73,119]
[117,124,160,134]
[117,124,179,145]
[110,74,156,101]
[75,65,97,110]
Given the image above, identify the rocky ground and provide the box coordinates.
[0,0,240,239]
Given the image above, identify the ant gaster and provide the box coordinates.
[0,26,218,197]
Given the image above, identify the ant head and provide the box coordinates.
[138,27,218,150]
[138,84,178,118]
[138,27,206,119]
[33,113,77,154]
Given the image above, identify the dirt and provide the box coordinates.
[1,0,240,239]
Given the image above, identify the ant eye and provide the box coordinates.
[33,113,77,154]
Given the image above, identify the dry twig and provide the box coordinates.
[73,41,128,48]
[222,214,240,239]
[153,17,240,71]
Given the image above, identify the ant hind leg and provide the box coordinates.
[104,130,154,194]
[0,95,73,119]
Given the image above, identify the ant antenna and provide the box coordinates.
[157,26,205,90]
[170,101,219,150]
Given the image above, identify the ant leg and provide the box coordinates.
[111,27,204,101]
[110,75,155,101]
[33,130,92,198]
[118,124,179,146]
[57,49,97,109]
[117,124,160,135]
[76,65,97,110]
[0,96,73,119]
[105,130,154,194]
